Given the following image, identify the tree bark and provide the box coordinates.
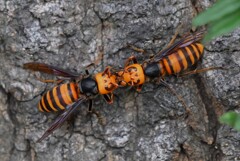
[0,0,239,161]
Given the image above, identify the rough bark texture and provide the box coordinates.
[0,0,240,161]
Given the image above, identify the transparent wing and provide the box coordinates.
[152,30,205,62]
[37,96,87,142]
[23,62,80,78]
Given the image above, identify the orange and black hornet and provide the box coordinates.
[23,63,118,142]
[117,30,205,91]
[115,30,210,112]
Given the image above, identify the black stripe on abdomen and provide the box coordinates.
[56,86,68,107]
[49,89,63,111]
[165,56,174,75]
[187,45,198,64]
[42,93,53,112]
[181,47,193,67]
[67,83,76,102]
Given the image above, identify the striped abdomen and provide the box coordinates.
[159,43,204,76]
[38,83,80,112]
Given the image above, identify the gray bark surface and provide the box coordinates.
[0,0,239,161]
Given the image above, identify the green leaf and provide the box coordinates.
[220,111,240,131]
[203,10,240,42]
[235,116,240,130]
[193,0,240,26]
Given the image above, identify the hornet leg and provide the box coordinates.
[85,45,104,72]
[160,79,190,116]
[35,75,65,85]
[125,55,138,67]
[154,24,183,59]
[136,84,143,92]
[103,93,114,104]
[179,67,226,77]
[87,100,106,125]
[102,66,111,77]
[127,44,146,53]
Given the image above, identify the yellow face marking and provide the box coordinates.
[95,72,118,94]
[121,64,145,86]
